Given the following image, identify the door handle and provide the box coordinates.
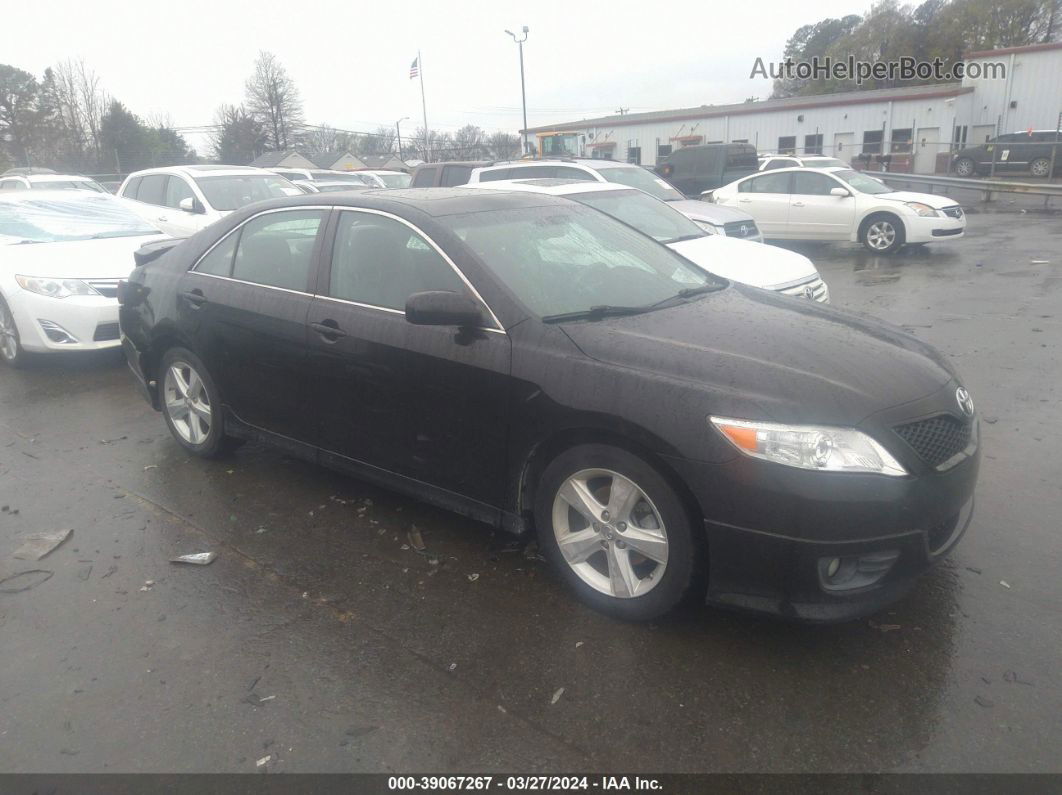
[310,320,347,341]
[738,198,752,203]
[158,215,169,222]
[179,289,206,308]
[792,201,805,207]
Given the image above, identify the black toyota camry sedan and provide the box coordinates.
[118,188,979,622]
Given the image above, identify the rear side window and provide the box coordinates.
[477,168,511,182]
[230,210,325,291]
[329,211,466,310]
[136,175,167,206]
[740,173,792,193]
[440,165,472,187]
[554,166,594,180]
[411,167,438,187]
[195,232,239,277]
[122,176,143,200]
[694,151,722,176]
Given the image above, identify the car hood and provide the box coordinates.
[559,284,955,427]
[665,199,753,225]
[669,235,818,289]
[874,191,959,209]
[2,234,168,279]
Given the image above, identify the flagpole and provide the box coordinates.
[418,49,430,162]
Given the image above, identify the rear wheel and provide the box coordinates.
[861,214,905,254]
[159,347,235,457]
[534,444,700,621]
[954,157,976,177]
[1030,157,1052,178]
[0,296,27,368]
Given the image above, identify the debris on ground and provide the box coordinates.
[407,525,426,552]
[999,580,1011,589]
[974,695,994,708]
[77,565,92,581]
[551,687,565,705]
[982,416,998,424]
[467,573,479,582]
[1030,260,1049,265]
[1003,670,1034,686]
[170,552,217,566]
[99,436,127,445]
[523,541,546,562]
[12,528,72,561]
[575,641,584,648]
[448,662,457,671]
[0,569,54,593]
[140,580,155,592]
[256,755,271,767]
[868,620,902,632]
[966,566,983,574]
[143,465,158,471]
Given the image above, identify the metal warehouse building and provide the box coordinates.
[524,42,1062,173]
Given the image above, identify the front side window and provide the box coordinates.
[329,211,467,311]
[377,173,412,188]
[740,172,792,194]
[163,176,195,208]
[833,169,891,195]
[230,210,324,290]
[440,165,472,187]
[121,176,142,199]
[477,168,510,182]
[594,166,683,201]
[411,167,438,187]
[136,174,168,206]
[791,172,840,196]
[573,190,703,244]
[194,175,302,211]
[440,204,716,318]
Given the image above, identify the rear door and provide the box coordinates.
[787,172,854,239]
[178,207,327,441]
[734,171,793,236]
[304,208,512,506]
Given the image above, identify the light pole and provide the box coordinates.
[505,26,530,156]
[396,116,409,162]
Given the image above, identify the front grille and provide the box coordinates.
[894,414,973,469]
[87,279,121,298]
[941,205,963,219]
[776,277,829,303]
[722,220,760,239]
[93,322,120,341]
[927,512,960,553]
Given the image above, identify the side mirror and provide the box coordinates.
[179,196,204,214]
[405,291,484,328]
[830,187,851,197]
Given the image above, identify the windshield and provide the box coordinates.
[595,167,684,201]
[0,195,159,244]
[833,169,892,195]
[194,175,303,210]
[573,190,704,244]
[315,183,367,193]
[377,173,412,188]
[32,180,107,193]
[312,172,367,183]
[439,203,719,318]
[808,158,845,168]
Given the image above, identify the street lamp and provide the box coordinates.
[505,26,530,156]
[396,116,409,162]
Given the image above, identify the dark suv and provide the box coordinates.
[952,131,1062,178]
[654,143,759,197]
[410,161,488,188]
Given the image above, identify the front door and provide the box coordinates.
[833,133,855,165]
[914,128,939,174]
[305,209,512,507]
[787,172,854,239]
[178,208,326,440]
[734,171,793,236]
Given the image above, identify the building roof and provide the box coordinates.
[310,150,360,169]
[966,41,1062,59]
[249,151,304,168]
[360,154,404,169]
[524,82,974,134]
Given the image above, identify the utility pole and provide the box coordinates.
[396,117,409,162]
[506,27,530,155]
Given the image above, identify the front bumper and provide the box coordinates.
[663,434,979,622]
[904,213,966,244]
[7,289,122,353]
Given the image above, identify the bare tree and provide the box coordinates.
[75,60,110,167]
[304,124,339,154]
[487,131,521,160]
[244,51,304,152]
[356,125,396,157]
[451,124,487,160]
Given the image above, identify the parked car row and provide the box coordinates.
[2,168,109,193]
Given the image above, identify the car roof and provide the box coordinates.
[359,170,406,175]
[25,173,97,182]
[0,188,123,205]
[471,178,630,196]
[126,164,269,178]
[483,158,634,170]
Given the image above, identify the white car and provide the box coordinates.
[117,165,303,238]
[292,179,370,194]
[710,167,966,254]
[0,191,167,366]
[470,179,829,303]
[354,170,412,189]
[758,154,846,171]
[469,158,764,243]
[267,168,374,186]
[1,172,109,193]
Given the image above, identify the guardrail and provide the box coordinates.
[875,171,1062,206]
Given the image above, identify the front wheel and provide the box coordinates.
[534,444,701,621]
[1030,157,1052,178]
[0,295,27,368]
[954,157,976,177]
[159,347,234,457]
[861,214,905,254]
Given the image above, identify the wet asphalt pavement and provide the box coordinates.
[1,210,1060,774]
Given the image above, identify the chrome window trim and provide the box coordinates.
[332,207,506,332]
[187,270,314,297]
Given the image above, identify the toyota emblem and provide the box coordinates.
[803,286,816,300]
[956,387,975,417]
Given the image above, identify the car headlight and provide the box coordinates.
[905,202,939,217]
[692,220,720,234]
[15,275,101,299]
[710,417,907,476]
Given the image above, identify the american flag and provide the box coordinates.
[409,57,419,79]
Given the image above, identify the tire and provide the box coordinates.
[159,347,235,458]
[860,213,905,254]
[1030,157,1051,178]
[533,443,701,621]
[0,295,28,369]
[954,157,976,177]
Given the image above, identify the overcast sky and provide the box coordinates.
[5,0,872,154]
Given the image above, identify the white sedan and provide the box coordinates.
[710,167,966,254]
[0,191,167,366]
[470,179,829,303]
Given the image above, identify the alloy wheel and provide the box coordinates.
[1030,158,1051,178]
[164,361,212,445]
[955,159,974,177]
[0,301,19,363]
[551,468,669,599]
[866,221,897,251]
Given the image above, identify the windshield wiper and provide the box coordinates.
[662,233,704,244]
[644,282,727,310]
[541,304,648,323]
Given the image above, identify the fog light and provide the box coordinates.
[38,319,79,344]
[818,550,900,592]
